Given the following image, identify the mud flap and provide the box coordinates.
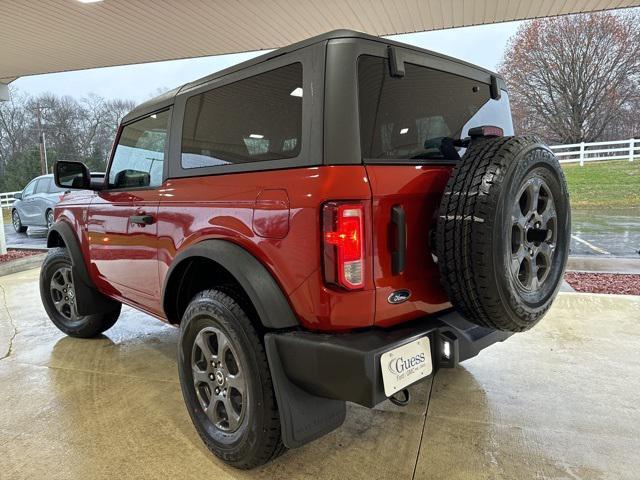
[264,334,346,449]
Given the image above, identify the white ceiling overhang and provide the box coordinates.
[1,0,639,81]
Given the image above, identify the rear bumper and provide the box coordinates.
[265,310,512,448]
[267,309,512,408]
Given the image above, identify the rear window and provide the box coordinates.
[358,55,513,162]
[181,63,303,169]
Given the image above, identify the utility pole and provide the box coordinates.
[34,105,47,174]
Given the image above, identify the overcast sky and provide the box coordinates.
[12,21,522,103]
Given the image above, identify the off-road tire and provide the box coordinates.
[178,289,285,469]
[435,136,570,332]
[40,247,121,337]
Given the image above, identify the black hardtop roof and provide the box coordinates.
[123,29,501,123]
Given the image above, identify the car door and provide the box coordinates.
[87,109,170,315]
[18,178,39,225]
[32,177,51,226]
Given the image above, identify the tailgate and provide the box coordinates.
[366,165,451,327]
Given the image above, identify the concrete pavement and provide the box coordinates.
[1,268,639,479]
[2,224,48,250]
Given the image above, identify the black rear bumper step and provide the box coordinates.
[265,310,512,448]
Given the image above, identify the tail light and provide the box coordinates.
[322,202,364,290]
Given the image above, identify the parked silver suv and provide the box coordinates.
[12,174,66,232]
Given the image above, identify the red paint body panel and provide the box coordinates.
[154,166,375,331]
[57,164,454,332]
[365,165,452,327]
[252,189,290,239]
[88,190,164,317]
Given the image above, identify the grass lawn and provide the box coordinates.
[562,160,640,209]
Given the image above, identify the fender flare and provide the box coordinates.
[46,222,119,315]
[162,239,299,329]
[47,221,92,285]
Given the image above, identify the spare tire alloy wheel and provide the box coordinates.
[511,177,557,292]
[436,136,571,332]
[192,326,247,432]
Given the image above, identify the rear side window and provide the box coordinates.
[48,182,66,193]
[358,55,513,162]
[181,63,303,169]
[108,110,169,189]
[35,178,50,193]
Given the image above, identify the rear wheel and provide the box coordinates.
[178,289,284,469]
[436,136,570,332]
[12,210,26,233]
[46,209,55,229]
[40,248,121,337]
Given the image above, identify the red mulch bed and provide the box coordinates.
[0,249,41,263]
[565,272,640,296]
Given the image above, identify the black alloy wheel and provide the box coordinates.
[191,326,248,432]
[49,266,79,322]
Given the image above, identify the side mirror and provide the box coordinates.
[14,192,22,200]
[54,161,92,190]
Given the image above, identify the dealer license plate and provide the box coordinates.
[380,336,432,397]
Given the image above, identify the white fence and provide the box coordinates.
[550,138,638,166]
[0,191,19,209]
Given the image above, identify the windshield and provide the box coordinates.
[358,55,513,162]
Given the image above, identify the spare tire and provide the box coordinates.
[435,136,570,332]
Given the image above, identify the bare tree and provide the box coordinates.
[499,11,640,144]
[0,89,136,190]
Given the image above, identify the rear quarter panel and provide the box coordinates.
[157,165,375,331]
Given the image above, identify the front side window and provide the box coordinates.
[22,179,37,197]
[108,110,169,188]
[181,63,303,169]
[358,55,513,162]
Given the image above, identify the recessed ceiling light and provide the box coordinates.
[400,128,409,134]
[77,0,103,4]
[249,134,264,139]
[290,87,303,97]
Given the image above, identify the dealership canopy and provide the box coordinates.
[1,0,639,99]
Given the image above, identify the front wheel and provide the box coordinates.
[178,289,284,469]
[39,248,121,338]
[12,210,27,233]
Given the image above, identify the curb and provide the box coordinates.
[567,255,640,275]
[0,253,47,277]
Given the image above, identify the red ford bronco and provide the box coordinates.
[41,30,570,469]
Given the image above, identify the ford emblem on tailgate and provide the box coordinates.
[388,289,411,304]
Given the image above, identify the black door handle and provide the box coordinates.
[391,205,406,275]
[130,215,154,225]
